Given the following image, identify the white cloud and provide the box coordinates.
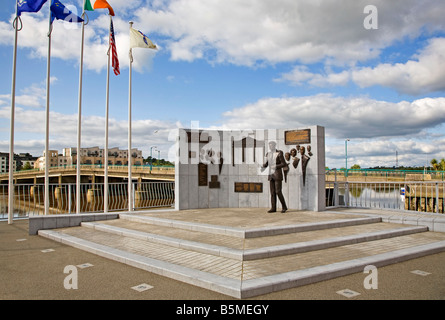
[0,78,57,109]
[209,91,445,168]
[276,37,445,95]
[133,0,445,66]
[2,0,445,168]
[325,136,444,168]
[0,104,178,159]
[219,94,445,139]
[2,1,444,76]
[2,91,445,167]
[274,66,350,87]
[352,38,445,95]
[0,9,156,74]
[215,93,445,167]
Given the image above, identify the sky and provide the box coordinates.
[1,0,445,169]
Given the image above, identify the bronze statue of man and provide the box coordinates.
[262,141,288,213]
[300,146,310,186]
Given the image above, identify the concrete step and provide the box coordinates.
[81,220,429,260]
[37,211,445,299]
[118,213,383,238]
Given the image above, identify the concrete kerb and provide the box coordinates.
[28,213,119,235]
[326,209,445,233]
[244,216,382,238]
[119,213,245,237]
[242,225,429,260]
[121,212,384,239]
[27,208,175,236]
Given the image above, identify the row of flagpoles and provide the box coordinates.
[8,0,157,224]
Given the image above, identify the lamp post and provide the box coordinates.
[150,146,157,171]
[345,139,350,177]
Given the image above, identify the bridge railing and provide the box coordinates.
[326,180,445,214]
[0,164,175,179]
[0,181,175,220]
[326,168,445,181]
[5,176,445,220]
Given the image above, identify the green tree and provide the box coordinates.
[440,159,445,171]
[431,158,445,171]
[431,158,438,170]
[22,162,33,171]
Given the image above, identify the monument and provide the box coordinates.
[174,125,325,212]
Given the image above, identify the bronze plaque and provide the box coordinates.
[198,163,208,186]
[209,175,220,189]
[285,129,311,145]
[234,182,263,193]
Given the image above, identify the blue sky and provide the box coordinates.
[1,0,445,169]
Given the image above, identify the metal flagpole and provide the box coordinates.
[44,7,53,216]
[104,14,112,213]
[8,4,21,225]
[76,3,87,214]
[128,21,133,212]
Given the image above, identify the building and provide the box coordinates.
[34,150,58,170]
[34,147,144,170]
[0,152,38,173]
[17,153,38,170]
[0,152,14,174]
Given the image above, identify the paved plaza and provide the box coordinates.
[1,208,445,301]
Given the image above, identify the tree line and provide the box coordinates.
[430,158,445,171]
[144,156,174,166]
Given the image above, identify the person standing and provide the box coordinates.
[262,141,288,213]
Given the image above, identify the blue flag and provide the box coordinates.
[50,0,83,24]
[17,0,48,16]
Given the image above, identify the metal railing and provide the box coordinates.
[326,168,445,181]
[0,181,175,220]
[0,164,175,181]
[4,175,444,220]
[326,180,445,214]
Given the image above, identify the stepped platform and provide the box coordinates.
[37,208,445,298]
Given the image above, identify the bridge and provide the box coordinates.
[0,165,175,185]
[0,165,175,217]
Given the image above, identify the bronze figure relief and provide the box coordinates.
[284,143,313,186]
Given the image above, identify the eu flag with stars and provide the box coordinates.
[50,0,83,24]
[17,0,48,16]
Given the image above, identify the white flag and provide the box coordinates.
[130,27,157,49]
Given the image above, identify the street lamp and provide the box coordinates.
[150,146,157,171]
[345,139,350,177]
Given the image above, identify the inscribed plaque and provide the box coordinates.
[234,182,263,193]
[198,163,208,186]
[285,129,311,145]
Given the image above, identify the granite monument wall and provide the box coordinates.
[174,126,325,212]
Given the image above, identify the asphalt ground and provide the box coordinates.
[1,218,444,317]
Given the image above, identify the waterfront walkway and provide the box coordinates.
[1,208,445,300]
